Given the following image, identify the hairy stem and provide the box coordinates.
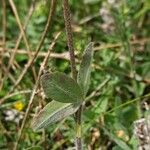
[62,0,77,80]
[75,105,82,149]
[62,0,82,149]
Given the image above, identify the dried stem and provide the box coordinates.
[0,0,6,90]
[8,0,37,80]
[62,0,82,149]
[7,0,35,71]
[94,38,150,51]
[8,0,31,56]
[0,90,31,103]
[1,37,149,59]
[1,0,36,91]
[85,78,110,102]
[1,0,6,60]
[9,0,57,93]
[0,47,70,60]
[1,65,17,84]
[13,32,61,150]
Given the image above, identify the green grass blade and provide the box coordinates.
[32,101,80,131]
[26,146,43,150]
[77,42,94,97]
[40,72,84,103]
[103,127,132,150]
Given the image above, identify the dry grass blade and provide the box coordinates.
[1,0,6,60]
[8,0,31,56]
[0,90,31,103]
[1,65,16,84]
[85,77,110,102]
[1,0,6,57]
[8,0,37,80]
[0,0,36,91]
[7,0,35,72]
[9,0,57,93]
[94,38,150,51]
[0,0,6,90]
[0,47,70,60]
[13,31,61,150]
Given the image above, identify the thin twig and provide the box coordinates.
[0,90,32,103]
[0,66,22,105]
[1,0,6,59]
[85,77,110,102]
[94,38,150,51]
[1,65,17,84]
[79,13,100,25]
[0,47,70,60]
[9,0,57,93]
[7,0,35,71]
[0,0,6,90]
[1,0,36,91]
[8,0,32,57]
[8,0,37,80]
[93,63,150,84]
[13,31,61,150]
[0,37,149,58]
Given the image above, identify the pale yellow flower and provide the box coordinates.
[13,101,24,111]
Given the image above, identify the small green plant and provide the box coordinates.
[32,43,93,148]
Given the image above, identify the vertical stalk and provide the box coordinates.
[0,0,6,90]
[62,0,77,80]
[75,105,82,149]
[13,0,57,149]
[62,0,82,149]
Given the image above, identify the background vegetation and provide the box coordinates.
[0,0,150,149]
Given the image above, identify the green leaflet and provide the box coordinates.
[40,72,84,103]
[32,101,80,131]
[77,42,94,97]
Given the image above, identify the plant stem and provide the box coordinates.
[75,105,82,149]
[62,0,77,80]
[62,0,82,149]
